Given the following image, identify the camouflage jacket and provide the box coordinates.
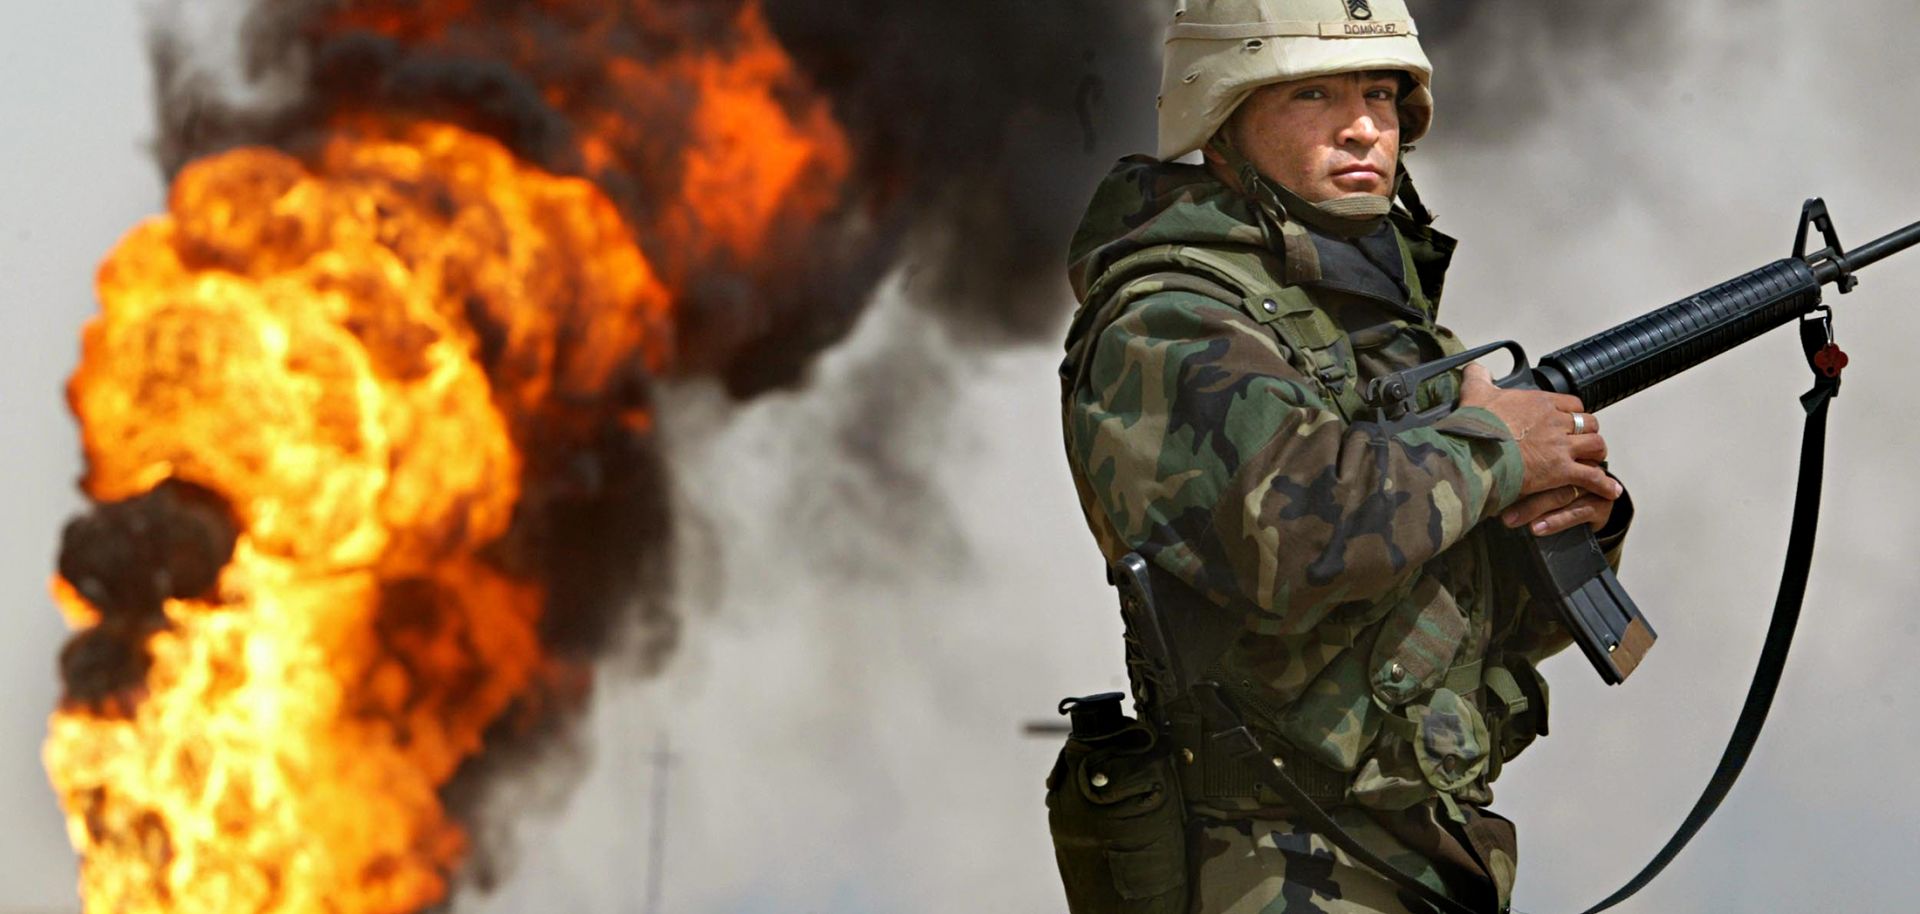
[1061,157,1629,818]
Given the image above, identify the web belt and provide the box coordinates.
[1188,658,1485,806]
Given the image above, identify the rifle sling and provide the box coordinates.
[1565,311,1843,914]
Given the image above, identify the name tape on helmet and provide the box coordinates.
[1325,20,1408,37]
[1165,19,1416,41]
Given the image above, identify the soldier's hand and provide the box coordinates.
[1457,363,1621,513]
[1499,485,1617,536]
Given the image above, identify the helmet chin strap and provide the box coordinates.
[1316,194,1392,220]
[1206,129,1402,239]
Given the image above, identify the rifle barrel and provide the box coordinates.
[1538,215,1918,411]
[1822,219,1920,280]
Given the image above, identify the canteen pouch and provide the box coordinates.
[1046,693,1190,914]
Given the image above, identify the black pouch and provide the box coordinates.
[1045,693,1190,914]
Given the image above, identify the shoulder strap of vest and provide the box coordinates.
[1084,244,1368,419]
[1393,227,1432,316]
[1390,170,1460,316]
[1395,166,1435,227]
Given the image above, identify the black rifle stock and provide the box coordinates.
[1368,199,1920,684]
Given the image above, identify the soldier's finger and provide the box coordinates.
[1564,462,1622,500]
[1501,485,1583,528]
[1528,495,1607,536]
[1457,363,1497,410]
[1460,362,1493,391]
[1567,411,1599,435]
[1568,431,1609,462]
[1546,392,1587,414]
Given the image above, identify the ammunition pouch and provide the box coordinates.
[1045,693,1190,914]
[1482,656,1550,781]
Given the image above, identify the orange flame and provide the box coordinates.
[47,2,848,911]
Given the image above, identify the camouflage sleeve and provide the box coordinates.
[1069,290,1526,636]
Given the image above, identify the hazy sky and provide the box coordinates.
[1,4,156,911]
[5,2,1920,914]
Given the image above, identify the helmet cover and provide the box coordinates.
[1158,0,1433,160]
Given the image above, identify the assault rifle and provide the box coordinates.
[1367,199,1920,687]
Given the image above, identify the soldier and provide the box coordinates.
[1055,0,1632,911]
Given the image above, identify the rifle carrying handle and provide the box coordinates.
[1366,339,1531,427]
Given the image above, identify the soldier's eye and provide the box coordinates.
[1365,88,1396,101]
[1295,88,1329,101]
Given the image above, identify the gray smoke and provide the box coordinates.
[1408,0,1679,142]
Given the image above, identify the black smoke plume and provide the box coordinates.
[56,481,237,714]
[92,0,1163,903]
[760,0,1161,342]
[147,0,1161,392]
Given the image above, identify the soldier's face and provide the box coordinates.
[1222,71,1402,203]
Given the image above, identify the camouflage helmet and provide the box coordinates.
[1158,0,1434,160]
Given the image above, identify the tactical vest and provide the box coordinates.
[1065,217,1551,819]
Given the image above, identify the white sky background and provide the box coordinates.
[3,2,1919,913]
[0,3,158,911]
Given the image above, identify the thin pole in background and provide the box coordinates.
[643,733,675,914]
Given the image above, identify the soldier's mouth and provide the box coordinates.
[1329,165,1388,192]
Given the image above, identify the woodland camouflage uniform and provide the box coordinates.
[1058,156,1631,912]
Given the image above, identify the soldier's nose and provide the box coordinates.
[1342,113,1383,148]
